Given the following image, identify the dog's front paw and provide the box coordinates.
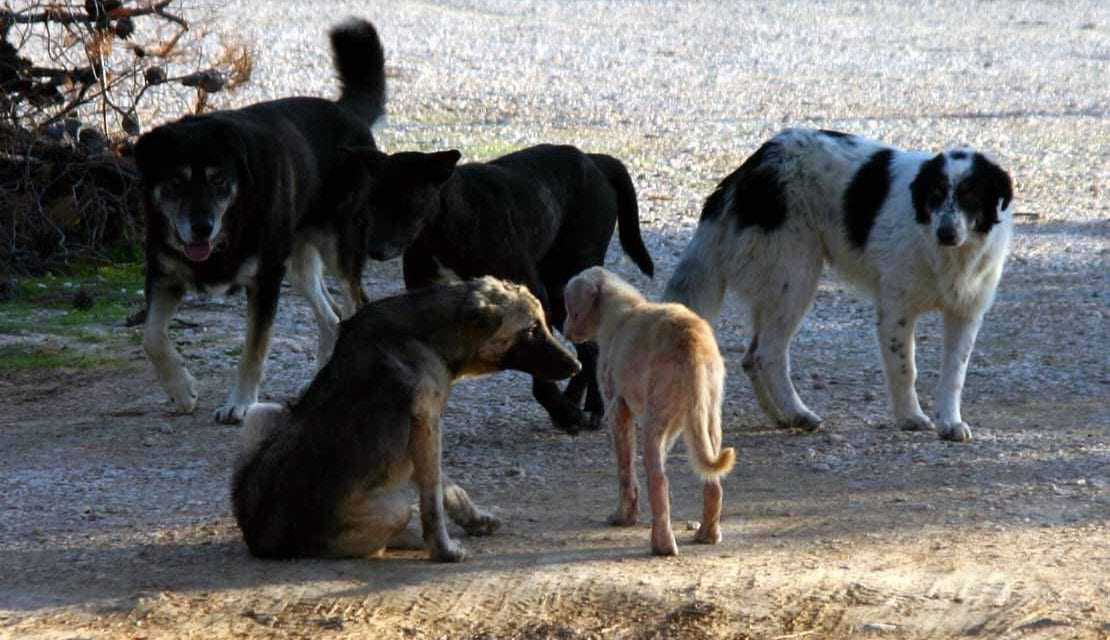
[164,368,198,414]
[937,420,973,442]
[430,539,467,563]
[463,510,501,537]
[213,402,251,425]
[898,414,935,432]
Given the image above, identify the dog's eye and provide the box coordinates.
[209,173,228,189]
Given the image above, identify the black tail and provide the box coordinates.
[330,18,386,124]
[588,153,654,277]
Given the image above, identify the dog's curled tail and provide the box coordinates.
[662,218,728,322]
[683,365,736,479]
[588,153,654,278]
[330,18,386,124]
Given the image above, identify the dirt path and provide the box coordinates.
[3,1,1109,638]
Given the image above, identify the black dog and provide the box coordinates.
[232,277,581,561]
[337,144,655,433]
[135,19,385,423]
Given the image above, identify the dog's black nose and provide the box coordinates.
[937,227,958,246]
[192,220,214,240]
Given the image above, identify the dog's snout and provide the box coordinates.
[936,226,958,246]
[192,220,214,240]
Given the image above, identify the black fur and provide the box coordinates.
[910,153,947,225]
[962,153,1013,234]
[700,141,787,233]
[339,144,655,434]
[819,129,856,143]
[843,148,894,249]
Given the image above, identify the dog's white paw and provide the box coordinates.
[693,523,722,545]
[937,420,973,442]
[163,368,198,414]
[213,402,251,425]
[463,510,501,537]
[898,414,935,432]
[431,539,467,563]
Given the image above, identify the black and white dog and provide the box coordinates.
[665,128,1013,442]
[135,19,386,423]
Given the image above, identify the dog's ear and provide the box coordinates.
[341,146,387,174]
[219,122,254,190]
[971,153,1013,230]
[422,150,461,184]
[910,153,947,224]
[461,287,504,341]
[133,126,172,177]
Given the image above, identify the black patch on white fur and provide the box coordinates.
[701,141,787,232]
[843,148,893,249]
[910,154,948,224]
[959,153,1014,234]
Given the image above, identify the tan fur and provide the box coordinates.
[565,266,735,556]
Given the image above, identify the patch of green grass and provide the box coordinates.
[0,262,144,336]
[0,344,127,371]
[466,139,520,161]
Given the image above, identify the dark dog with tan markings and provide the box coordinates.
[231,277,580,561]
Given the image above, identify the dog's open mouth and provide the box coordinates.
[183,241,214,262]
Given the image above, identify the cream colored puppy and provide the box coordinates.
[565,266,735,556]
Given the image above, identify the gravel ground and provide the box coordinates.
[2,1,1109,639]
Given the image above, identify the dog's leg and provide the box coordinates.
[876,303,933,432]
[694,479,724,544]
[291,243,341,367]
[330,489,414,558]
[934,311,983,442]
[442,478,501,536]
[741,335,786,425]
[606,397,639,526]
[745,270,823,431]
[143,282,197,413]
[410,411,465,562]
[563,342,603,430]
[643,420,678,556]
[215,270,282,424]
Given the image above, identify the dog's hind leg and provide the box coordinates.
[143,281,198,413]
[329,488,414,558]
[933,310,983,442]
[643,413,679,556]
[743,254,823,431]
[291,243,342,368]
[606,397,639,526]
[215,270,282,424]
[443,479,500,536]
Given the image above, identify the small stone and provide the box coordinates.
[862,390,877,402]
[685,520,700,531]
[862,622,899,633]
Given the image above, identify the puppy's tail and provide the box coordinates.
[662,217,728,322]
[682,365,735,479]
[588,153,654,278]
[234,402,288,477]
[330,18,386,125]
[231,403,290,557]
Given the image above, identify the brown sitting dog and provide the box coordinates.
[565,267,735,556]
[231,276,580,561]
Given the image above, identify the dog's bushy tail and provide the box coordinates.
[588,153,654,278]
[230,402,289,556]
[682,365,735,479]
[330,18,386,124]
[662,217,728,322]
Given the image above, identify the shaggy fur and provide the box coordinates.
[231,277,581,561]
[335,143,655,435]
[135,18,386,423]
[664,128,1014,442]
[565,267,735,556]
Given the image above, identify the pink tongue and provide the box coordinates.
[184,241,212,262]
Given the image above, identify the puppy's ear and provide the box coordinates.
[423,150,461,184]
